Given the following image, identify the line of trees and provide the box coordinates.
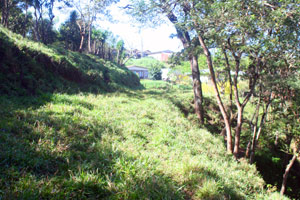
[127,0,300,196]
[0,0,126,64]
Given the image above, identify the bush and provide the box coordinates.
[148,64,162,80]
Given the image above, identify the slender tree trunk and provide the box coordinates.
[246,95,261,159]
[79,33,85,52]
[1,0,4,25]
[166,12,204,124]
[1,0,7,27]
[101,43,104,59]
[222,49,233,118]
[88,25,91,53]
[250,95,272,163]
[198,33,233,153]
[22,1,28,37]
[234,105,244,157]
[93,40,96,54]
[280,154,297,195]
[33,4,42,42]
[1,0,7,26]
[117,50,120,64]
[190,55,204,123]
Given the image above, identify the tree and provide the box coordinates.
[116,39,125,65]
[127,0,205,124]
[0,0,18,27]
[174,0,299,157]
[1,0,33,35]
[60,10,81,51]
[69,0,119,53]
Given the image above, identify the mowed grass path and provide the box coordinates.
[0,81,282,199]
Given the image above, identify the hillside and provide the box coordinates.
[0,25,140,95]
[0,26,287,199]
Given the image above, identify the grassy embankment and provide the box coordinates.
[0,25,140,96]
[0,26,287,199]
[0,81,287,199]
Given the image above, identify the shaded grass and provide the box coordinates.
[0,25,141,96]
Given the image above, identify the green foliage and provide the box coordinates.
[148,64,162,80]
[59,11,81,51]
[0,81,274,199]
[169,54,209,75]
[126,57,165,69]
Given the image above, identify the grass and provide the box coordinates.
[0,79,285,199]
[0,25,140,96]
[0,25,287,199]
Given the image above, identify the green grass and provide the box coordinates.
[0,25,287,199]
[125,57,166,69]
[0,80,284,199]
[0,25,140,95]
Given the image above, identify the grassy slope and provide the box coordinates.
[0,25,140,95]
[0,26,287,199]
[0,79,287,199]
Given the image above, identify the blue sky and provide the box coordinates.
[54,1,182,52]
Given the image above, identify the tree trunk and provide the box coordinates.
[198,33,233,154]
[79,33,85,52]
[88,25,91,53]
[250,95,272,163]
[117,50,120,64]
[1,0,6,26]
[33,4,41,42]
[22,1,28,37]
[234,106,244,157]
[280,154,297,195]
[190,55,204,123]
[222,48,233,117]
[246,96,261,159]
[1,0,9,27]
[245,141,251,158]
[93,40,96,54]
[166,12,204,124]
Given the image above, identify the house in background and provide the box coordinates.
[148,50,173,62]
[127,65,149,79]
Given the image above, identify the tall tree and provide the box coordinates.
[60,10,81,51]
[178,0,300,157]
[127,0,205,124]
[70,0,119,53]
[32,0,56,42]
[1,0,20,27]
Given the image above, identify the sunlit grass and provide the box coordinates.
[0,80,284,199]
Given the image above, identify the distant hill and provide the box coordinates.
[0,25,140,96]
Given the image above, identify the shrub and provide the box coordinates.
[148,64,162,80]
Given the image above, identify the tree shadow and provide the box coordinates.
[0,32,142,97]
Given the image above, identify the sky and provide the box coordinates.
[54,1,182,53]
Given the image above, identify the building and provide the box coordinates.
[148,50,173,62]
[127,65,149,79]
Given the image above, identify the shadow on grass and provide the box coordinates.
[0,32,142,97]
[0,96,184,199]
[255,150,300,199]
